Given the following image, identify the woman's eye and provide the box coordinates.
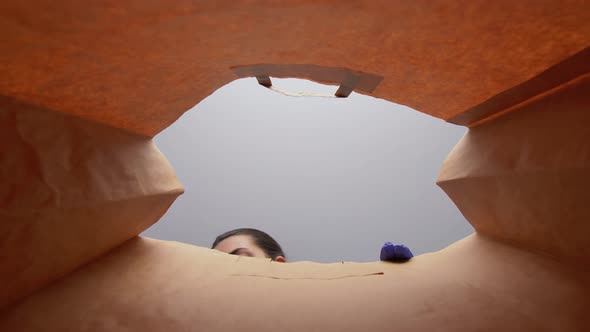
[230,249,253,257]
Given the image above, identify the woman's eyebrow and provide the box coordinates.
[229,248,248,255]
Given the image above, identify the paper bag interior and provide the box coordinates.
[1,1,589,330]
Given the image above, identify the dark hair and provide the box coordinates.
[211,228,285,261]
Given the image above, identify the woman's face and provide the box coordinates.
[213,234,269,258]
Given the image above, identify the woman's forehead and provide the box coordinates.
[214,234,255,251]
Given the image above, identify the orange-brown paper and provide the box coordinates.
[0,235,588,331]
[1,1,589,134]
[2,71,589,331]
[1,0,590,331]
[0,103,183,308]
[437,74,590,264]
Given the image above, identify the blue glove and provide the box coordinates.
[380,242,413,262]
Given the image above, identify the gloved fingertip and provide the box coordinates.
[380,242,413,262]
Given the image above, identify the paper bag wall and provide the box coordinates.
[0,235,587,331]
[438,74,590,264]
[1,1,589,330]
[1,53,589,332]
[1,1,588,135]
[0,102,183,309]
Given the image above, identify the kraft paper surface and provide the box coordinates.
[0,236,588,331]
[0,103,183,308]
[1,1,589,135]
[437,74,590,264]
[1,1,589,330]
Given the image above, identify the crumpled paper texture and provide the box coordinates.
[437,74,590,264]
[0,102,183,308]
[0,1,589,330]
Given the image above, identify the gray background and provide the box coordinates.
[142,78,473,262]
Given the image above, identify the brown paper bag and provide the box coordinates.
[1,1,589,330]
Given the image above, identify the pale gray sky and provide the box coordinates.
[142,78,472,262]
